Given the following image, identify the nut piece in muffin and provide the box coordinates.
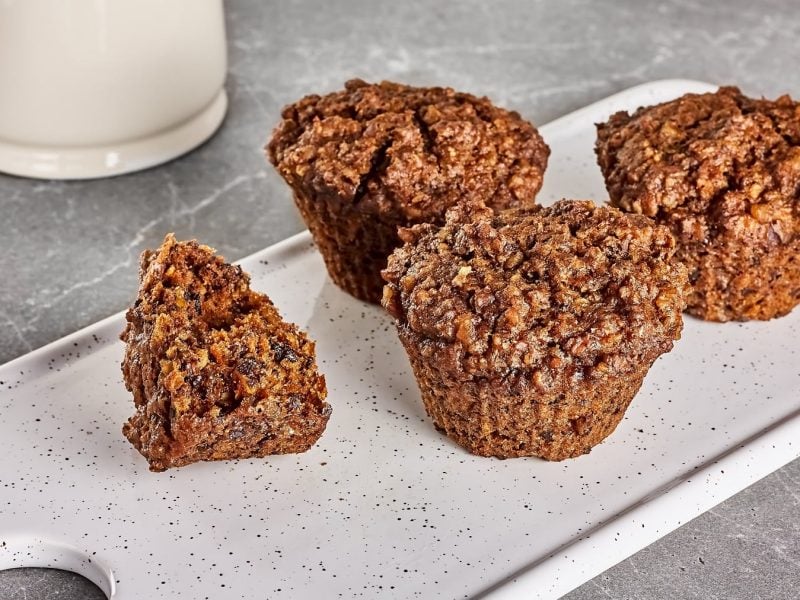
[382,200,686,460]
[596,86,800,321]
[267,79,550,304]
[121,234,330,471]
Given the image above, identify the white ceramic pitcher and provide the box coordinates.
[0,0,228,179]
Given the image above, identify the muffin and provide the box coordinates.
[382,200,686,460]
[267,79,550,303]
[596,86,800,321]
[121,234,330,471]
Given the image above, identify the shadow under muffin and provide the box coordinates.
[382,200,686,460]
[267,79,550,304]
[596,86,800,322]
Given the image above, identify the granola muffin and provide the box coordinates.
[267,79,550,303]
[382,200,686,460]
[121,234,330,471]
[596,86,800,321]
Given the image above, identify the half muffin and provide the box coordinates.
[121,234,330,471]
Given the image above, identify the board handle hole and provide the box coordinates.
[0,537,114,599]
[0,567,107,599]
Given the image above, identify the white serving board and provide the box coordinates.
[1,80,798,600]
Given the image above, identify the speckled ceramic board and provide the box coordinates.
[2,80,799,600]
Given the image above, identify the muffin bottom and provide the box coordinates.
[679,239,800,322]
[293,189,399,304]
[399,331,649,461]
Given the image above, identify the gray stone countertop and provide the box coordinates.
[1,0,798,598]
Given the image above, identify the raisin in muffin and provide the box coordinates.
[382,201,686,460]
[268,79,550,303]
[121,234,330,471]
[596,86,800,321]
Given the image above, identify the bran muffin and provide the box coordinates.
[596,86,800,321]
[382,200,686,460]
[121,234,330,471]
[267,79,550,304]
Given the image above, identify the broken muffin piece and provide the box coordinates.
[121,234,330,471]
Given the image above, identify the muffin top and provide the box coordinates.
[267,79,549,221]
[382,200,686,388]
[596,86,800,249]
